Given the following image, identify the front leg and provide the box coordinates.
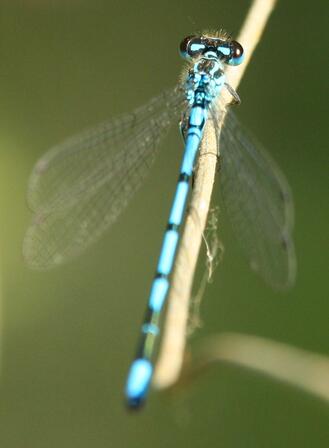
[224,82,241,105]
[179,112,189,143]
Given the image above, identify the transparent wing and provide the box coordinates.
[24,87,185,269]
[213,103,296,289]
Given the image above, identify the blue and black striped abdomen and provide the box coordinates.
[125,83,215,408]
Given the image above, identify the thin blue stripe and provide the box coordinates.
[169,181,189,225]
[142,323,159,335]
[190,106,204,126]
[149,277,169,312]
[157,229,179,275]
[181,134,200,175]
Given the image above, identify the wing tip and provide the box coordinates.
[249,247,297,292]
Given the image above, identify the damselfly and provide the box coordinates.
[24,32,296,409]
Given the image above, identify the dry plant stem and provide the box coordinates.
[191,334,329,403]
[153,0,278,390]
[0,265,2,375]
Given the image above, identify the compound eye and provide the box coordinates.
[227,40,244,66]
[179,35,195,59]
[179,36,205,59]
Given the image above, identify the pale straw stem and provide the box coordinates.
[154,0,278,390]
[189,334,329,403]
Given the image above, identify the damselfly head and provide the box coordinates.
[179,35,244,66]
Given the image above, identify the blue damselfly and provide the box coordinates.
[24,32,296,409]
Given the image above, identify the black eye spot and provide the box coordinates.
[231,40,244,59]
[226,40,244,66]
[179,35,196,57]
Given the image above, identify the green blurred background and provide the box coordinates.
[0,0,328,447]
